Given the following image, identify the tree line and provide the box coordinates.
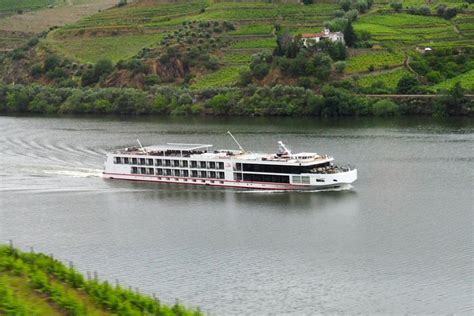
[0,83,471,117]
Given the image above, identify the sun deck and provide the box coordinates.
[113,143,333,166]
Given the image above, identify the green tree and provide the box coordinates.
[208,93,231,115]
[371,99,399,116]
[312,53,333,81]
[390,2,402,12]
[396,74,419,94]
[343,22,356,47]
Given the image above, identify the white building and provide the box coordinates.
[301,28,345,47]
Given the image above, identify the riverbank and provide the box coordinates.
[1,83,472,117]
[0,244,201,315]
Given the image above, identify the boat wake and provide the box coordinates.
[42,168,102,178]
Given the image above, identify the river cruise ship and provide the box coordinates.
[103,136,357,190]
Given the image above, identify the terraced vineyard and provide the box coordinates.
[1,0,473,93]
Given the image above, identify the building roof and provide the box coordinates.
[143,143,213,151]
[301,33,325,38]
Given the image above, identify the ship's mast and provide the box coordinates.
[136,139,147,154]
[227,131,245,152]
[278,141,292,156]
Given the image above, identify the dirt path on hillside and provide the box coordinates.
[0,0,117,33]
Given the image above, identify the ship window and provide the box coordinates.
[333,179,338,182]
[218,172,225,179]
[123,157,129,164]
[235,163,242,171]
[156,168,163,175]
[182,160,188,168]
[316,179,325,182]
[200,161,207,169]
[209,171,216,178]
[243,173,290,183]
[132,158,138,165]
[165,169,172,176]
[234,173,242,181]
[193,179,196,182]
[114,157,122,164]
[140,158,146,165]
[191,161,197,168]
[200,171,207,178]
[191,170,198,177]
[220,181,224,184]
[201,180,205,183]
[131,167,138,174]
[218,162,224,169]
[301,176,310,184]
[293,176,301,184]
[209,162,216,169]
[147,159,153,166]
[147,168,154,175]
[174,160,180,167]
[140,167,146,174]
[182,170,188,177]
[211,180,214,184]
[165,159,171,167]
[174,170,181,177]
[155,159,162,166]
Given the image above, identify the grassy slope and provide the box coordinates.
[6,0,474,90]
[0,245,200,315]
[0,0,58,13]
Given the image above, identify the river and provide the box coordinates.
[0,115,472,314]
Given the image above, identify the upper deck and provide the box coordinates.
[112,143,333,166]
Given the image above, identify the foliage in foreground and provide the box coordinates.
[0,245,201,315]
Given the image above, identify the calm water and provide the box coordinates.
[0,115,472,314]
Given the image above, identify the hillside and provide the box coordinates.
[0,0,472,111]
[0,244,201,315]
[0,0,117,52]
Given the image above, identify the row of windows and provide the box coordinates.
[233,173,290,183]
[114,157,224,169]
[293,176,310,184]
[131,167,225,179]
[240,163,329,174]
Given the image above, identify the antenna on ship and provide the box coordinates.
[136,139,147,153]
[278,141,292,156]
[227,131,245,153]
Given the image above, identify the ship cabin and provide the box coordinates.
[108,143,346,185]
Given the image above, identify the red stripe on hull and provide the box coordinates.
[102,172,313,190]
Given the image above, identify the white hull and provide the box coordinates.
[102,169,357,191]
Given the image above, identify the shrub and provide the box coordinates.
[371,99,399,116]
[390,2,402,12]
[426,71,442,83]
[46,68,68,81]
[396,74,419,94]
[339,0,351,11]
[312,53,332,80]
[335,61,346,73]
[207,93,232,114]
[345,9,359,22]
[417,6,431,16]
[144,74,161,86]
[27,37,39,47]
[31,64,43,78]
[11,49,25,60]
[44,55,60,72]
